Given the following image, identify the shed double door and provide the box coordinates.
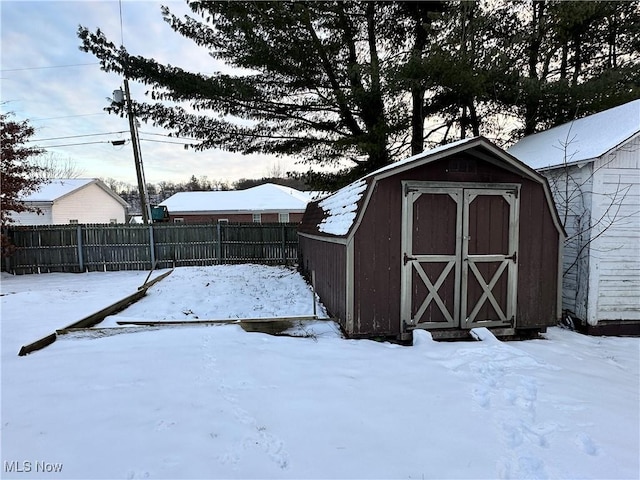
[401,182,520,330]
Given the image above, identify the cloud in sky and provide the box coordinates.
[1,1,313,186]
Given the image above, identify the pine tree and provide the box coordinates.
[78,1,639,188]
[511,0,640,135]
[78,1,447,183]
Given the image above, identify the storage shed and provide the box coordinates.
[509,100,640,336]
[299,136,565,340]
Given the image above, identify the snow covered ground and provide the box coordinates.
[1,265,638,479]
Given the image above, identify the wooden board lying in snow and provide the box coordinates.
[17,269,173,356]
[115,315,320,326]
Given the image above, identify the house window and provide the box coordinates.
[218,219,229,224]
[173,218,184,223]
[69,219,79,224]
[278,213,290,223]
[252,213,262,223]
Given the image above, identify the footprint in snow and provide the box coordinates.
[575,432,599,456]
[155,420,176,431]
[472,384,491,408]
[126,471,150,479]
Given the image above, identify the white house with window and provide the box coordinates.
[11,178,129,225]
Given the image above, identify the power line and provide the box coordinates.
[31,113,107,121]
[140,138,199,145]
[139,131,197,141]
[36,140,125,148]
[28,131,129,143]
[33,137,198,148]
[0,63,101,73]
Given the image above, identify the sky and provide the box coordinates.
[0,1,307,187]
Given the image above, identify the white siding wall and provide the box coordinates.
[52,183,126,224]
[10,205,53,225]
[544,164,593,319]
[587,136,640,324]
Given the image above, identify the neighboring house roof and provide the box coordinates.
[507,100,640,170]
[305,136,563,238]
[160,183,316,214]
[21,178,128,207]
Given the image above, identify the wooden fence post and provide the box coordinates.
[312,270,317,317]
[148,225,156,268]
[76,224,84,272]
[281,224,287,264]
[216,222,222,264]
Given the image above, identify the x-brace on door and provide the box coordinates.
[401,182,520,331]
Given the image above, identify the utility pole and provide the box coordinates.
[121,79,152,224]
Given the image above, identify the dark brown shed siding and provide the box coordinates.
[298,235,347,322]
[352,181,402,337]
[516,180,561,327]
[349,153,560,336]
[299,140,562,338]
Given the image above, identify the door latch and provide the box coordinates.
[505,251,517,262]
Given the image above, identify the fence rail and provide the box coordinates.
[3,223,300,274]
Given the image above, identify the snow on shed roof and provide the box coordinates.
[160,183,314,213]
[317,180,367,235]
[308,136,559,238]
[508,100,640,170]
[19,178,128,206]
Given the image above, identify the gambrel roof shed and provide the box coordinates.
[508,100,640,335]
[299,136,565,340]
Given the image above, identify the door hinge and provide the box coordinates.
[403,253,415,265]
[505,251,517,263]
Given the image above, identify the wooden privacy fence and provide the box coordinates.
[3,223,300,274]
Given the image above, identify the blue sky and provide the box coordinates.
[1,1,301,186]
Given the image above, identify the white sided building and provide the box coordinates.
[508,100,640,335]
[11,178,129,225]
